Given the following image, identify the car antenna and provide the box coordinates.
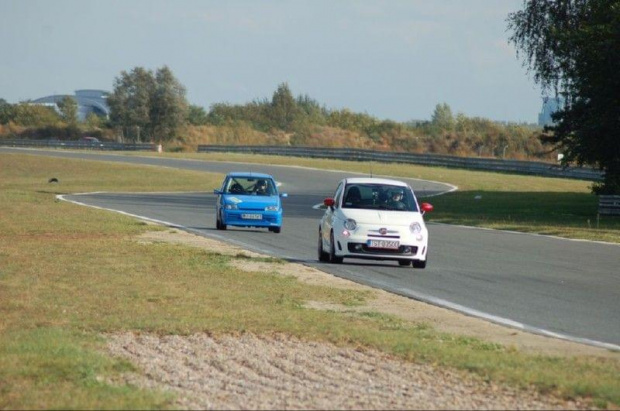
[369,160,373,178]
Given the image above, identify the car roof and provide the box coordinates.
[344,177,409,187]
[226,172,273,179]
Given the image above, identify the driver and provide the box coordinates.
[387,189,406,210]
[255,179,268,195]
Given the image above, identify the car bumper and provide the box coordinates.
[334,228,428,261]
[222,210,282,227]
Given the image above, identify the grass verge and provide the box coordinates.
[0,152,619,409]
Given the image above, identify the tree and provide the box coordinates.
[431,103,455,131]
[11,102,60,127]
[270,83,300,132]
[57,96,78,125]
[108,67,154,141]
[150,66,188,142]
[84,112,104,130]
[0,99,11,124]
[187,105,209,126]
[508,0,620,194]
[108,66,188,142]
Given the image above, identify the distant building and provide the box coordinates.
[538,97,563,127]
[31,89,110,121]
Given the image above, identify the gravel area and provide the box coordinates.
[106,332,588,410]
[113,229,611,409]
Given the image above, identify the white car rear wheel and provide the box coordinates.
[318,229,329,262]
[329,231,343,264]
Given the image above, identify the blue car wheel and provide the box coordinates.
[216,210,227,230]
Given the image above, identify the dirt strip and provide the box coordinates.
[104,229,617,409]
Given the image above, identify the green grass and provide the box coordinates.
[0,328,171,410]
[1,152,619,409]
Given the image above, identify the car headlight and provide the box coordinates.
[225,204,238,210]
[410,222,424,241]
[265,205,279,211]
[344,218,357,230]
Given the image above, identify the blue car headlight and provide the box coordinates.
[265,205,279,211]
[225,204,238,210]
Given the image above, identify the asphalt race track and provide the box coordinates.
[3,147,619,349]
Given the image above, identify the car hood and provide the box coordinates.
[340,208,423,226]
[225,195,279,209]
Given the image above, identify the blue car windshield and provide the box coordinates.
[342,184,418,212]
[225,177,276,196]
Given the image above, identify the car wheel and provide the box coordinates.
[412,259,426,269]
[398,260,412,267]
[269,226,281,233]
[216,211,227,230]
[329,231,343,264]
[318,229,329,262]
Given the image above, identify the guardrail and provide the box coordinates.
[0,139,158,151]
[197,145,604,182]
[599,195,620,216]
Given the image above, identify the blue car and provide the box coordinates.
[214,172,288,233]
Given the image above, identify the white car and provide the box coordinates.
[318,177,433,268]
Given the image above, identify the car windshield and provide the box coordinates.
[342,183,418,212]
[225,177,276,196]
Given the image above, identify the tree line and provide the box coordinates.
[2,0,619,196]
[0,75,546,160]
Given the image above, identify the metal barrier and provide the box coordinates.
[0,139,157,151]
[599,195,620,216]
[197,145,604,182]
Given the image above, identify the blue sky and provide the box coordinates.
[0,0,543,123]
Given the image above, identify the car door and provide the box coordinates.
[321,181,344,246]
[216,177,230,216]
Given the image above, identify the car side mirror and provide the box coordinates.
[324,198,335,208]
[213,189,222,195]
[421,202,434,214]
[280,193,288,198]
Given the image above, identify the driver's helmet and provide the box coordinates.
[391,189,404,201]
[230,182,243,193]
[256,179,267,193]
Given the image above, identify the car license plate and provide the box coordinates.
[367,239,400,249]
[241,213,262,220]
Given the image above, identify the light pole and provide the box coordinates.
[502,144,509,158]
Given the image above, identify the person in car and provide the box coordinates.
[386,189,407,210]
[254,179,269,195]
[229,182,244,194]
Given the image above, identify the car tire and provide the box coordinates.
[329,231,343,264]
[269,226,281,233]
[216,211,227,230]
[398,260,412,267]
[412,259,426,269]
[318,229,329,262]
